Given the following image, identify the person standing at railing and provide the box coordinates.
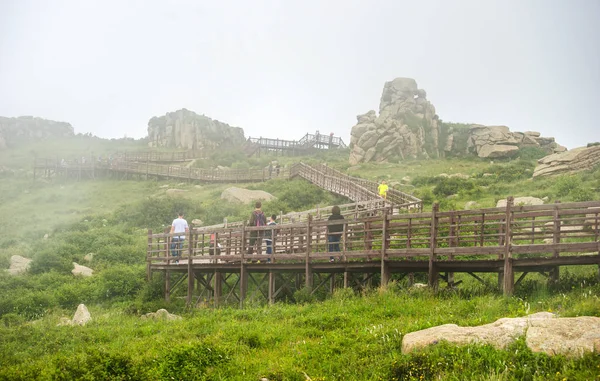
[170,212,189,263]
[248,202,267,259]
[378,180,388,200]
[327,205,345,262]
[264,214,277,262]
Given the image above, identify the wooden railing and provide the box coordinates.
[147,199,600,295]
[114,151,204,162]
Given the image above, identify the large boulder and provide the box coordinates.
[147,108,245,150]
[8,255,32,275]
[402,313,600,357]
[72,262,93,277]
[496,197,544,208]
[349,78,440,164]
[466,125,560,158]
[141,309,182,321]
[533,145,600,177]
[59,304,92,326]
[221,187,276,204]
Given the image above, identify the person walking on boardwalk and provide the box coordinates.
[327,205,345,262]
[378,180,389,200]
[264,214,277,261]
[248,201,267,257]
[170,212,189,262]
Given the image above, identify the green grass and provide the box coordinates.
[1,138,599,380]
[0,282,599,380]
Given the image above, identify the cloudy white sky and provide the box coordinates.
[1,0,598,148]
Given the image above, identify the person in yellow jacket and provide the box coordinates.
[378,180,388,199]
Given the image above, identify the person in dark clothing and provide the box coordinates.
[327,205,345,262]
[248,201,267,256]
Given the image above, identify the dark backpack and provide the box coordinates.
[252,211,266,227]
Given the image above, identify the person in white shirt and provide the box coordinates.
[170,212,189,259]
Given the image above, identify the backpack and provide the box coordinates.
[252,211,266,227]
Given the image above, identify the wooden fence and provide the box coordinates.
[148,198,600,303]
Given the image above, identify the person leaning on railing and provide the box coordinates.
[170,212,189,263]
[327,205,345,262]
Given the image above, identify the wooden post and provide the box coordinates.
[186,229,194,306]
[447,213,455,288]
[305,214,313,290]
[428,203,439,289]
[214,272,222,307]
[550,201,561,284]
[147,229,153,281]
[268,272,275,305]
[381,209,390,286]
[503,196,515,296]
[240,225,247,308]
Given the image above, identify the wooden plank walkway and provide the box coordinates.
[148,198,600,306]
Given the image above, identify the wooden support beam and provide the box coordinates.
[305,214,313,290]
[550,201,561,284]
[515,272,529,287]
[428,203,439,290]
[186,230,194,306]
[214,272,222,307]
[503,196,515,296]
[380,209,389,286]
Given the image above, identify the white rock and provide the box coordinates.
[496,197,544,208]
[43,233,49,239]
[166,188,188,198]
[221,187,276,204]
[72,304,92,326]
[192,219,203,226]
[72,262,93,277]
[8,255,32,275]
[141,309,182,321]
[83,253,94,262]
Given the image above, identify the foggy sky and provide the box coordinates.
[1,0,598,149]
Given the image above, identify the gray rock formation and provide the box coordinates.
[220,187,276,204]
[349,78,440,165]
[8,255,32,275]
[147,108,245,150]
[72,262,93,277]
[59,304,92,326]
[402,312,600,357]
[533,145,600,177]
[496,197,544,208]
[0,116,74,149]
[141,309,182,321]
[465,126,564,159]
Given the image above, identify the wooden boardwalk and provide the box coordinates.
[148,198,600,306]
[245,132,347,157]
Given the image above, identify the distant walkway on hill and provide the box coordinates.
[33,157,422,215]
[243,131,347,157]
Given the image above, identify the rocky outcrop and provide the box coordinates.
[72,262,93,277]
[533,145,600,177]
[59,304,92,326]
[496,197,544,208]
[147,108,245,150]
[349,78,440,165]
[141,309,182,321]
[220,187,276,204]
[348,79,565,164]
[402,313,600,357]
[465,126,565,159]
[8,255,32,275]
[0,116,74,149]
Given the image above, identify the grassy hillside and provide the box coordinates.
[1,138,599,379]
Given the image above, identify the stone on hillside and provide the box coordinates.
[141,309,182,321]
[8,255,32,275]
[43,233,49,239]
[402,312,554,353]
[533,145,600,177]
[194,185,203,189]
[401,176,411,183]
[411,283,428,289]
[166,188,188,198]
[70,304,92,326]
[526,316,600,357]
[221,187,276,204]
[496,197,544,208]
[147,108,245,150]
[72,262,93,277]
[83,253,94,262]
[477,144,520,159]
[525,131,541,137]
[159,184,169,188]
[191,219,203,226]
[464,201,479,210]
